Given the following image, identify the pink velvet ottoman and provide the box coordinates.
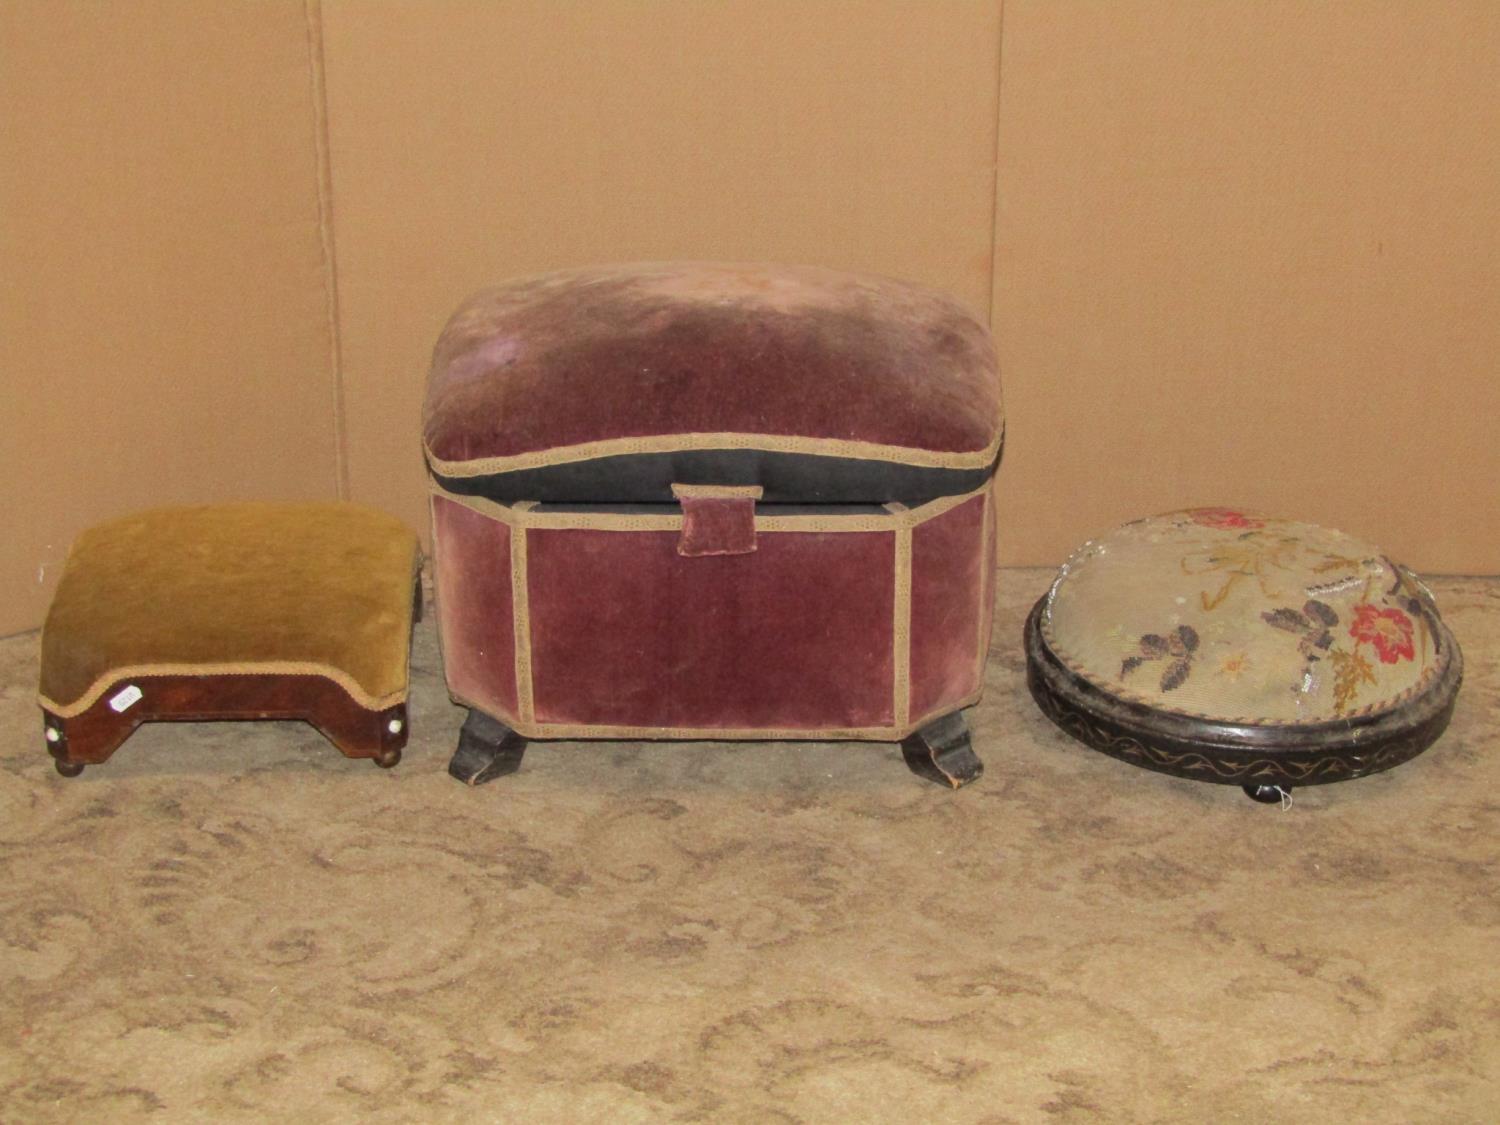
[423,262,1003,787]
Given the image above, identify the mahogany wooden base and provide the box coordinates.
[42,673,408,776]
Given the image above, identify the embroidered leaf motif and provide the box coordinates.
[1122,627,1197,690]
[1303,600,1339,627]
[1264,599,1345,690]
[1160,658,1193,692]
[1331,649,1378,715]
[1139,634,1169,657]
[1262,608,1310,633]
[1263,602,1339,656]
[1175,625,1200,653]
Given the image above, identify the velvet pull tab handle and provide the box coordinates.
[671,484,763,557]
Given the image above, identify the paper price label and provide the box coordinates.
[109,684,143,713]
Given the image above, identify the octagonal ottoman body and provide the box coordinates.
[424,262,1003,786]
[1025,508,1463,803]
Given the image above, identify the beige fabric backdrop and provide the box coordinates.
[1,0,340,635]
[995,2,1500,570]
[317,0,1005,534]
[4,0,1497,633]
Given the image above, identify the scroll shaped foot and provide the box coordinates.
[448,710,527,786]
[901,712,983,789]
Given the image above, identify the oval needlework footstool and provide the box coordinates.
[1024,508,1463,803]
[38,503,422,776]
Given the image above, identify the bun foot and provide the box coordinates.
[1243,783,1291,805]
[54,758,85,778]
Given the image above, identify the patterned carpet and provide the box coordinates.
[1,570,1496,1122]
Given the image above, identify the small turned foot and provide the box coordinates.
[901,711,983,789]
[1242,786,1290,804]
[373,746,402,769]
[44,716,84,777]
[1243,783,1291,805]
[448,710,527,786]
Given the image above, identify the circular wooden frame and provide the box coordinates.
[1024,598,1463,792]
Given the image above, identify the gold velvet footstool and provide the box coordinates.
[38,503,422,776]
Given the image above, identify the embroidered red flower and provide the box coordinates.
[1189,507,1265,530]
[1349,604,1416,664]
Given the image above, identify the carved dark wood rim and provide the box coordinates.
[1024,599,1463,788]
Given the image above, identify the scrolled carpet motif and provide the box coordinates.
[1,571,1496,1120]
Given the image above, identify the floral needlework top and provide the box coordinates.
[1041,509,1449,724]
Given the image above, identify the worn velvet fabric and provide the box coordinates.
[429,487,995,740]
[39,503,421,715]
[431,495,517,720]
[527,527,896,731]
[423,262,1003,503]
[674,493,759,557]
[910,491,990,721]
[425,262,1001,738]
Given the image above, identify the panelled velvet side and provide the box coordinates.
[525,528,896,730]
[908,491,989,721]
[431,494,517,720]
[979,482,998,679]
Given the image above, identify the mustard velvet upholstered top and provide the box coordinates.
[39,503,421,718]
[1040,508,1453,725]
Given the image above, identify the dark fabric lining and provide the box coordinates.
[530,501,891,517]
[431,446,1002,506]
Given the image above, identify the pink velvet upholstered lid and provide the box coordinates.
[423,262,1002,504]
